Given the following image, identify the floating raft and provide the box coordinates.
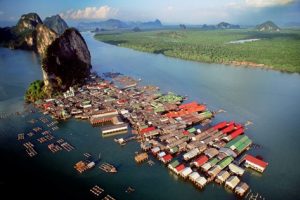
[17,133,24,140]
[23,142,37,157]
[90,185,104,196]
[61,142,75,152]
[135,152,148,163]
[48,143,62,153]
[102,194,116,200]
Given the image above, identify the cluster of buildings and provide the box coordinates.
[36,72,268,197]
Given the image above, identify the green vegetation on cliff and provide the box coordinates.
[95,29,300,73]
[25,80,46,102]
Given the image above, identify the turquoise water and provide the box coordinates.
[0,32,300,199]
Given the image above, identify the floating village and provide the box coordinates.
[10,71,268,199]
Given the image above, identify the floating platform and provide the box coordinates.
[90,185,104,196]
[48,143,62,153]
[61,142,75,152]
[135,152,148,163]
[102,194,116,200]
[17,133,24,140]
[74,160,95,173]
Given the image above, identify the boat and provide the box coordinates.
[114,137,126,145]
[125,186,135,193]
[74,153,100,173]
[99,163,117,173]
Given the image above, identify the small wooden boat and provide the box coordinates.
[99,163,117,173]
[125,186,135,193]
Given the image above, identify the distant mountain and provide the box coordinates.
[139,19,162,28]
[0,13,55,52]
[132,27,141,32]
[15,13,43,33]
[100,19,128,29]
[77,19,162,31]
[201,24,216,30]
[217,22,240,29]
[179,24,186,29]
[200,22,240,30]
[256,21,280,32]
[44,15,68,35]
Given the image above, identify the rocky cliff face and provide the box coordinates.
[43,15,68,35]
[42,28,91,93]
[0,13,54,51]
[256,21,280,32]
[1,12,92,98]
[15,13,42,33]
[36,24,58,56]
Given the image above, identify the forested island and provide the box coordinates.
[95,27,300,73]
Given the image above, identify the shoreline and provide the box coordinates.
[94,37,298,74]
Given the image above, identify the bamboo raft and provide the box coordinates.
[61,142,75,152]
[17,133,24,140]
[90,185,104,196]
[48,143,62,153]
[102,195,116,200]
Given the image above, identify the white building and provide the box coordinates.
[63,87,75,98]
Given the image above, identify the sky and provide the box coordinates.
[0,0,299,26]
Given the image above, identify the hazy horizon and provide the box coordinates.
[0,0,299,27]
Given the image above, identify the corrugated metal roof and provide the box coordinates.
[175,164,185,172]
[218,156,234,169]
[162,154,173,162]
[213,121,227,130]
[217,170,230,180]
[244,154,268,168]
[189,172,200,181]
[181,167,193,177]
[226,176,240,189]
[169,160,180,168]
[225,135,248,148]
[195,176,207,186]
[194,155,209,167]
[209,157,219,166]
[229,163,245,175]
